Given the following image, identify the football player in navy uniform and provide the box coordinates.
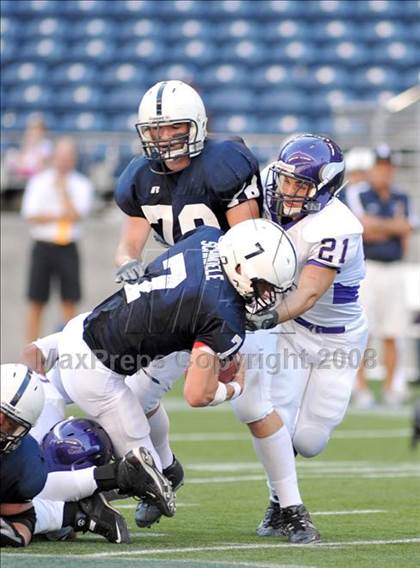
[112,80,263,527]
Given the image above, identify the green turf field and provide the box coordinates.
[2,382,420,568]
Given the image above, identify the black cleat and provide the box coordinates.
[77,492,130,544]
[135,455,183,528]
[281,504,320,544]
[119,447,176,519]
[256,500,285,537]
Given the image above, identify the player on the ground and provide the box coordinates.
[1,365,176,546]
[233,134,368,543]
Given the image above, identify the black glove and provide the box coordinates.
[115,259,145,284]
[246,308,279,331]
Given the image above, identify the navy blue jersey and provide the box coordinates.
[83,226,246,375]
[0,435,48,503]
[344,182,418,262]
[115,138,262,246]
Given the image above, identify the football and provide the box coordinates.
[218,354,241,383]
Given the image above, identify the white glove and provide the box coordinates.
[115,259,145,284]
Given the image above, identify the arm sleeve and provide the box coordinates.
[208,141,262,211]
[195,306,245,360]
[114,159,146,218]
[33,333,60,372]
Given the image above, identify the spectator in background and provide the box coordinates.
[345,144,418,407]
[345,146,374,186]
[21,137,94,343]
[5,115,53,188]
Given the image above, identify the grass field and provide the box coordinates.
[2,382,420,568]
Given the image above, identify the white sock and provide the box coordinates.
[252,426,302,508]
[37,468,98,502]
[148,405,173,470]
[33,497,65,534]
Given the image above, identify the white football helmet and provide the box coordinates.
[136,80,208,162]
[218,219,297,309]
[0,364,45,454]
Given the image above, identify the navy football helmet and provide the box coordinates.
[267,134,345,219]
[41,417,113,472]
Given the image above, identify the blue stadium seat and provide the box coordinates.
[353,66,401,92]
[61,0,123,17]
[59,112,107,131]
[109,112,139,132]
[312,20,360,42]
[115,39,166,63]
[50,63,98,85]
[101,64,147,88]
[150,63,198,84]
[210,113,259,134]
[321,42,368,67]
[6,84,53,109]
[0,38,17,64]
[363,0,415,21]
[311,0,358,20]
[362,20,407,42]
[309,66,353,90]
[1,16,19,38]
[104,87,142,111]
[219,40,268,64]
[1,110,58,131]
[372,41,418,67]
[258,89,309,115]
[270,41,319,64]
[206,88,255,113]
[166,19,214,41]
[159,0,212,18]
[253,65,289,89]
[260,114,311,134]
[199,64,248,88]
[24,17,68,38]
[2,62,49,86]
[69,18,117,39]
[18,38,67,62]
[265,20,310,42]
[68,39,116,62]
[120,18,166,39]
[55,86,103,110]
[210,19,264,41]
[170,40,217,64]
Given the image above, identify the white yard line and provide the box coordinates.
[169,429,410,442]
[3,537,419,560]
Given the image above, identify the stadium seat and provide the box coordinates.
[60,112,107,131]
[69,18,117,39]
[270,41,319,64]
[50,63,99,85]
[210,19,264,41]
[208,1,262,20]
[1,16,19,38]
[206,88,255,113]
[219,40,267,65]
[109,112,139,133]
[199,64,248,88]
[260,114,311,134]
[309,66,353,90]
[104,87,143,112]
[2,62,49,86]
[363,20,407,42]
[18,38,67,62]
[6,84,53,109]
[67,39,116,62]
[101,63,147,88]
[150,63,198,84]
[353,66,401,92]
[115,39,166,63]
[120,18,165,39]
[372,42,418,67]
[24,17,68,38]
[55,86,103,110]
[170,41,218,65]
[210,113,259,134]
[258,89,310,116]
[321,41,368,67]
[166,19,215,41]
[265,20,310,42]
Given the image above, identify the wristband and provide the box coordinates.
[228,381,242,400]
[208,382,228,406]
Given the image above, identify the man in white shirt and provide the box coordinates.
[21,137,94,342]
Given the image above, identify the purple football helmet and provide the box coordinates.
[267,134,345,219]
[41,417,113,472]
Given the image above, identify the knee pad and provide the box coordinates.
[230,369,272,423]
[293,425,330,458]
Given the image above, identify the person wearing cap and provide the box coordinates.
[344,144,418,407]
[344,146,375,186]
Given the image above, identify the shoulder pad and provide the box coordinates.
[203,139,258,192]
[302,198,363,243]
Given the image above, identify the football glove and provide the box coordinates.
[115,259,145,284]
[246,308,279,331]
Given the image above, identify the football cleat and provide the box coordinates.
[412,401,420,449]
[135,455,183,528]
[76,492,130,544]
[119,447,176,519]
[256,500,285,537]
[281,504,320,544]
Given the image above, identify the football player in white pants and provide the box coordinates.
[232,134,368,542]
